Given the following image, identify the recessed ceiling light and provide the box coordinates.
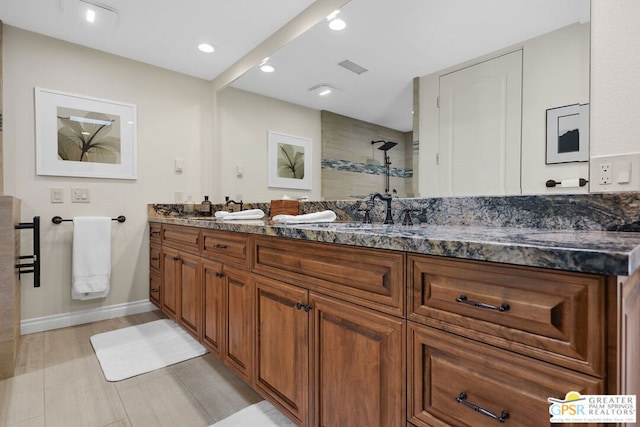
[85,8,96,23]
[198,43,215,53]
[309,84,338,96]
[326,9,346,31]
[259,57,275,73]
[260,64,275,73]
[74,0,118,27]
[329,18,346,31]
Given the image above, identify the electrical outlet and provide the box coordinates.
[591,153,640,192]
[599,163,612,185]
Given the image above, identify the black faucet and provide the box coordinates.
[224,196,243,211]
[370,192,394,224]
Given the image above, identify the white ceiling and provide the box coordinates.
[231,0,591,131]
[0,0,590,132]
[0,0,316,80]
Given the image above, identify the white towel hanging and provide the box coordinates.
[72,216,112,300]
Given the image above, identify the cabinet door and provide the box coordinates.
[149,270,161,307]
[310,293,406,427]
[177,251,201,340]
[161,246,179,320]
[202,259,225,357]
[254,275,309,425]
[224,266,253,383]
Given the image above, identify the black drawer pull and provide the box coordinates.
[215,244,228,249]
[456,295,510,312]
[173,256,181,261]
[151,289,159,293]
[215,272,225,278]
[456,392,509,423]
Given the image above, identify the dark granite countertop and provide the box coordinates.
[149,216,640,276]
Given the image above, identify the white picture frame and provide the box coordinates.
[267,131,312,190]
[546,103,589,164]
[35,87,137,179]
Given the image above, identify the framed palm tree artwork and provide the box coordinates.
[267,130,312,190]
[35,87,137,179]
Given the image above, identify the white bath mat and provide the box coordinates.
[90,319,207,381]
[210,400,296,427]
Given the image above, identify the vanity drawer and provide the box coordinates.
[408,254,606,377]
[252,236,405,317]
[201,230,250,268]
[408,323,603,427]
[149,222,162,243]
[161,224,200,254]
[150,242,161,272]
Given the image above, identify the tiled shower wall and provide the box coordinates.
[320,110,413,199]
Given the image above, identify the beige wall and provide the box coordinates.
[590,0,640,158]
[3,26,213,321]
[217,87,321,201]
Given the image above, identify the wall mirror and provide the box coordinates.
[220,0,591,200]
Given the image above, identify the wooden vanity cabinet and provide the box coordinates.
[149,222,638,427]
[160,225,201,338]
[252,236,406,427]
[408,254,606,377]
[202,259,224,357]
[407,253,610,427]
[160,246,178,320]
[309,292,405,427]
[149,242,161,307]
[253,275,309,425]
[201,230,254,383]
[149,223,162,308]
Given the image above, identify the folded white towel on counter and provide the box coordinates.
[214,209,265,220]
[272,210,337,224]
[72,216,112,300]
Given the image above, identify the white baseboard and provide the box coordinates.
[20,300,157,335]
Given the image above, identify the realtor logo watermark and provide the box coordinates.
[549,391,636,423]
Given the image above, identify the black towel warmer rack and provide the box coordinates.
[15,216,41,287]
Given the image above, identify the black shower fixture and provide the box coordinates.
[371,140,397,194]
[371,140,398,151]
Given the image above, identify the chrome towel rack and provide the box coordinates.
[51,215,126,224]
[15,216,41,287]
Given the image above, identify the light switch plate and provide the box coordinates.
[50,188,64,203]
[71,188,90,203]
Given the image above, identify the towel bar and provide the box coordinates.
[51,215,126,224]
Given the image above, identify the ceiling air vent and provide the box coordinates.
[338,59,368,75]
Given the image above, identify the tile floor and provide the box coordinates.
[0,311,263,427]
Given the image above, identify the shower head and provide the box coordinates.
[371,140,398,151]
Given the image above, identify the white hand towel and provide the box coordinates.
[214,209,265,220]
[72,217,112,300]
[272,210,337,224]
